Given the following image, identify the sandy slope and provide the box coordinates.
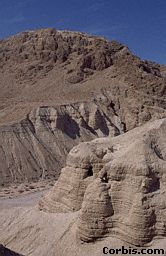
[0,190,48,209]
[0,191,166,256]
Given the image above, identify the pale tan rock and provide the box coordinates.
[39,141,106,212]
[77,178,113,242]
[40,118,166,246]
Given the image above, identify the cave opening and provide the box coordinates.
[150,177,160,192]
[101,172,108,183]
[87,165,93,177]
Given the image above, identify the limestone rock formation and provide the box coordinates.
[77,178,113,242]
[38,139,109,212]
[40,118,166,246]
[0,101,124,186]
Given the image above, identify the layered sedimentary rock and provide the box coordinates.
[38,141,104,212]
[0,101,124,186]
[77,178,113,242]
[40,118,166,246]
[2,81,166,186]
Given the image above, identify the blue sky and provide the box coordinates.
[0,0,166,64]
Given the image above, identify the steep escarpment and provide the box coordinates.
[0,101,124,185]
[39,118,166,246]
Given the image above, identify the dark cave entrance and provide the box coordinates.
[87,165,93,177]
[101,172,108,183]
[150,177,160,192]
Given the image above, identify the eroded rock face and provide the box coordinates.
[0,28,118,82]
[77,178,113,242]
[39,118,166,246]
[39,142,106,212]
[0,101,123,186]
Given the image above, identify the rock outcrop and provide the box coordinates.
[39,118,166,246]
[0,101,124,186]
[77,178,113,242]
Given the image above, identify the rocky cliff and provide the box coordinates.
[0,101,124,185]
[39,118,166,246]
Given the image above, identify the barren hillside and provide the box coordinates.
[1,28,166,185]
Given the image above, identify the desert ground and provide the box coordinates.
[0,189,166,256]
